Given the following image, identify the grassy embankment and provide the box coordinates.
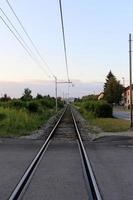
[0,98,63,137]
[75,102,130,132]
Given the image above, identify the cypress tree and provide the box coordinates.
[104,71,124,104]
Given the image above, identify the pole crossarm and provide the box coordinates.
[57,81,72,84]
[53,76,73,112]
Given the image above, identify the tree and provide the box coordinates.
[36,93,43,99]
[82,94,98,101]
[104,71,124,104]
[21,88,32,101]
[0,94,11,101]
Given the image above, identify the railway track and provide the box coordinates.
[8,105,102,200]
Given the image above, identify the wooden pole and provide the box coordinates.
[129,33,133,127]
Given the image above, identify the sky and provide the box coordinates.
[0,0,133,97]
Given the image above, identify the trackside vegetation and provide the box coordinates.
[75,98,130,132]
[104,71,124,105]
[83,100,112,118]
[0,89,64,137]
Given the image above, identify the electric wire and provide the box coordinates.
[5,0,54,78]
[1,1,72,103]
[0,15,50,77]
[0,7,33,56]
[58,0,70,82]
[0,15,32,59]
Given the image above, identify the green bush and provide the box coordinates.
[57,100,64,108]
[83,100,112,118]
[94,101,112,118]
[11,100,26,109]
[0,113,6,120]
[27,102,39,113]
[39,99,54,109]
[84,101,95,112]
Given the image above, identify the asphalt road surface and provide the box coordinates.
[1,136,133,200]
[22,141,88,200]
[0,138,43,200]
[85,136,133,200]
[113,110,130,120]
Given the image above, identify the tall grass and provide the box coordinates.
[75,102,130,132]
[0,107,55,137]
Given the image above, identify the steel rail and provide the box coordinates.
[8,107,67,200]
[71,110,103,200]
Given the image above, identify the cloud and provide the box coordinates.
[70,81,104,97]
[0,79,104,98]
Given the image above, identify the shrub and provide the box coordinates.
[27,102,39,113]
[57,100,64,108]
[82,100,112,118]
[84,101,95,112]
[0,113,6,120]
[94,101,112,118]
[39,99,54,109]
[11,100,26,109]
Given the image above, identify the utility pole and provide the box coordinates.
[122,77,125,87]
[129,33,133,128]
[62,92,64,105]
[57,81,72,105]
[67,85,70,104]
[53,76,72,112]
[54,76,58,112]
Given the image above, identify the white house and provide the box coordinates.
[123,85,133,108]
[97,92,104,100]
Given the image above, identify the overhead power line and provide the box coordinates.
[58,0,70,82]
[0,7,33,56]
[0,7,51,76]
[0,15,32,59]
[0,15,49,76]
[5,0,54,77]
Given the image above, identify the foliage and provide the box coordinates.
[81,100,112,118]
[57,98,64,108]
[36,93,43,99]
[26,101,39,113]
[0,94,11,102]
[84,101,95,112]
[0,89,64,136]
[21,88,32,101]
[9,100,27,109]
[74,98,80,102]
[75,103,129,132]
[104,71,124,104]
[0,96,63,111]
[82,94,98,101]
[74,94,98,103]
[0,113,6,120]
[94,101,112,117]
[0,107,55,137]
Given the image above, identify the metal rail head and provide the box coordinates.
[71,109,103,200]
[8,107,67,200]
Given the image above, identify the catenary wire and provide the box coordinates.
[0,15,50,77]
[5,0,54,78]
[0,7,33,56]
[0,7,51,77]
[58,0,70,82]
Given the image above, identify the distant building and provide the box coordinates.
[123,85,133,108]
[97,92,104,100]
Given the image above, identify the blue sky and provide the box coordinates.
[0,0,133,97]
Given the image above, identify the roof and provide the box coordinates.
[124,85,133,91]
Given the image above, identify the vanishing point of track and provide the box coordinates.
[8,105,102,200]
